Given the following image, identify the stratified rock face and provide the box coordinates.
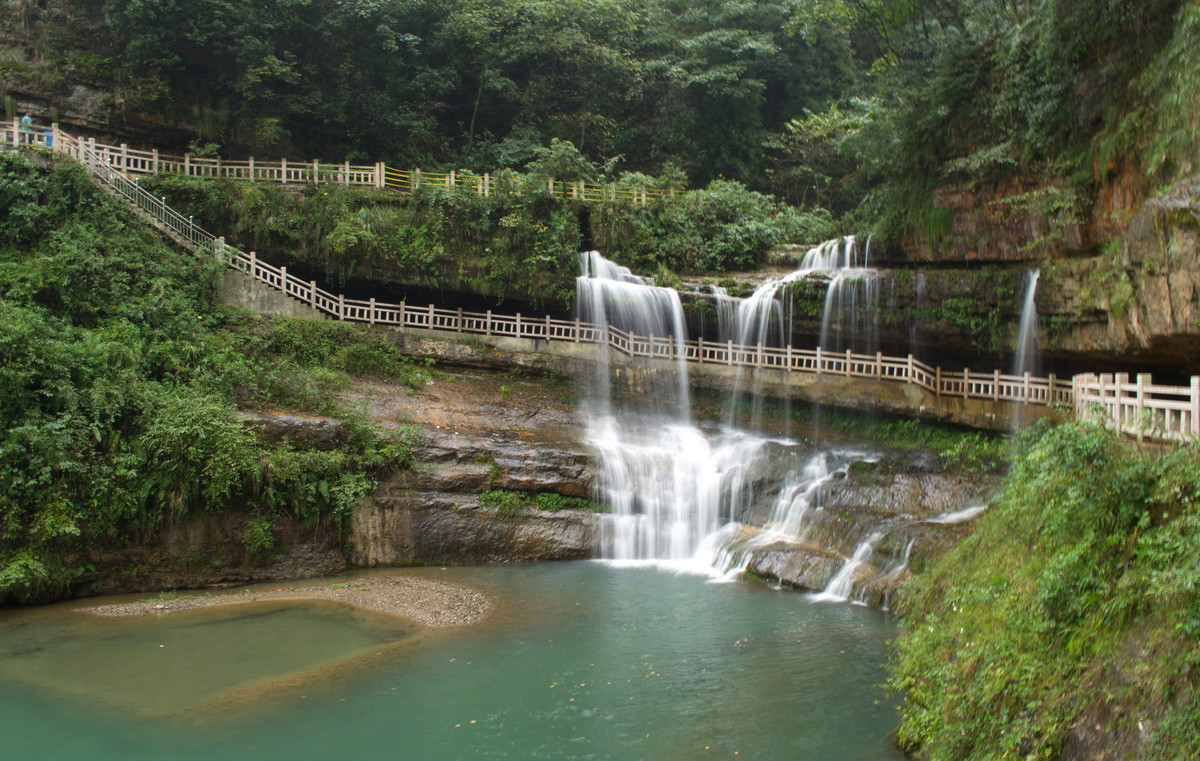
[234,411,351,450]
[77,511,348,600]
[901,177,1087,264]
[1041,177,1200,369]
[350,491,597,566]
[349,428,598,567]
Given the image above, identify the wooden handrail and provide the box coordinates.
[3,121,668,205]
[18,123,1198,442]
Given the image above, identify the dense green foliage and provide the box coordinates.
[0,153,423,602]
[891,421,1200,759]
[780,0,1187,237]
[142,151,831,287]
[10,1,1195,255]
[6,0,853,186]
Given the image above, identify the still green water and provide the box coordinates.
[0,563,902,761]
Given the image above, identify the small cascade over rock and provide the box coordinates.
[811,531,887,603]
[814,236,879,354]
[1013,268,1041,376]
[719,235,880,430]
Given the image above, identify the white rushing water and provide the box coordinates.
[577,250,691,418]
[578,249,888,585]
[1012,268,1041,376]
[811,531,887,603]
[722,236,879,430]
[925,505,988,524]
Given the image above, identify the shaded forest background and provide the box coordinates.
[5,0,1196,244]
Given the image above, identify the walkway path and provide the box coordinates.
[4,120,670,204]
[8,123,1197,443]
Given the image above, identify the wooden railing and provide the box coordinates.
[2,121,668,204]
[1074,373,1200,442]
[17,121,1200,442]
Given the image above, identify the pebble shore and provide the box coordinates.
[82,576,492,627]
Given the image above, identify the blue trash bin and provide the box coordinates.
[42,130,53,148]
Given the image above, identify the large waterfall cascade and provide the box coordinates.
[578,247,913,599]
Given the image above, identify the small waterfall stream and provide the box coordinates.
[1013,268,1041,376]
[811,531,887,603]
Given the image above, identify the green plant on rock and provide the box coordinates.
[241,516,276,557]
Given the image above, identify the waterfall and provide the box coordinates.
[579,251,763,567]
[910,272,926,356]
[577,251,691,419]
[814,236,879,354]
[699,451,867,578]
[718,235,879,430]
[592,418,766,564]
[578,250,892,594]
[1012,268,1041,376]
[811,531,887,603]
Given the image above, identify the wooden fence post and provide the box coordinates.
[575,318,581,342]
[483,172,491,197]
[935,366,942,396]
[993,369,1001,401]
[428,303,435,328]
[844,349,852,376]
[343,160,350,186]
[963,368,970,399]
[399,300,406,326]
[279,265,287,293]
[1136,373,1149,442]
[184,153,191,175]
[726,340,734,366]
[486,310,492,336]
[369,297,376,325]
[905,353,913,382]
[246,247,254,275]
[1114,373,1127,432]
[280,157,287,183]
[1191,376,1200,438]
[247,156,255,179]
[309,280,317,308]
[9,116,16,146]
[52,123,61,153]
[338,293,345,320]
[120,143,128,171]
[545,314,551,339]
[815,346,823,375]
[1048,373,1057,404]
[151,147,159,173]
[516,312,522,337]
[458,307,464,333]
[786,343,792,371]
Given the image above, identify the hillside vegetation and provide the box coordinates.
[0,153,423,602]
[892,422,1200,759]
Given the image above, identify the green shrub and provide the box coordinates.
[241,516,276,556]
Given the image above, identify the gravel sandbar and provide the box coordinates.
[82,576,491,627]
